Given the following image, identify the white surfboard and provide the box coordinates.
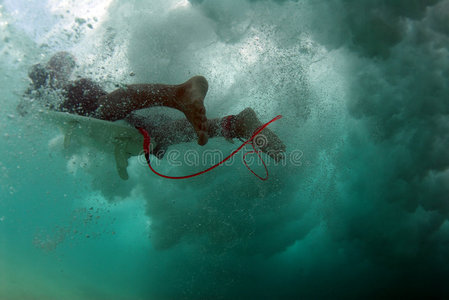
[40,111,152,180]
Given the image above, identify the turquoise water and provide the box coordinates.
[1,0,449,299]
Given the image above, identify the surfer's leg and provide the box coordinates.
[96,76,209,146]
[232,107,286,161]
[209,108,285,161]
[128,107,285,161]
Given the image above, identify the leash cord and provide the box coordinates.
[137,115,282,180]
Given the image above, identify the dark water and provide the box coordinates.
[1,0,449,299]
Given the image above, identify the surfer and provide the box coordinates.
[18,52,285,161]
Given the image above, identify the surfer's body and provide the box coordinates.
[19,52,285,165]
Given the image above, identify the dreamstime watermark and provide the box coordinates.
[136,133,304,168]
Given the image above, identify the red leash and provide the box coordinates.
[137,115,282,180]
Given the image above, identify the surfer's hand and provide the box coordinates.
[151,141,169,159]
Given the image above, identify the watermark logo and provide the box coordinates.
[136,134,304,168]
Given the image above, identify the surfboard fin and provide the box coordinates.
[64,133,72,148]
[114,142,131,180]
[63,121,78,148]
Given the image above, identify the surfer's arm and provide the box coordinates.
[94,76,209,146]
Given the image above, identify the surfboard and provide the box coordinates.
[40,111,152,180]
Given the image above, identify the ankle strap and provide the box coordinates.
[221,115,237,139]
